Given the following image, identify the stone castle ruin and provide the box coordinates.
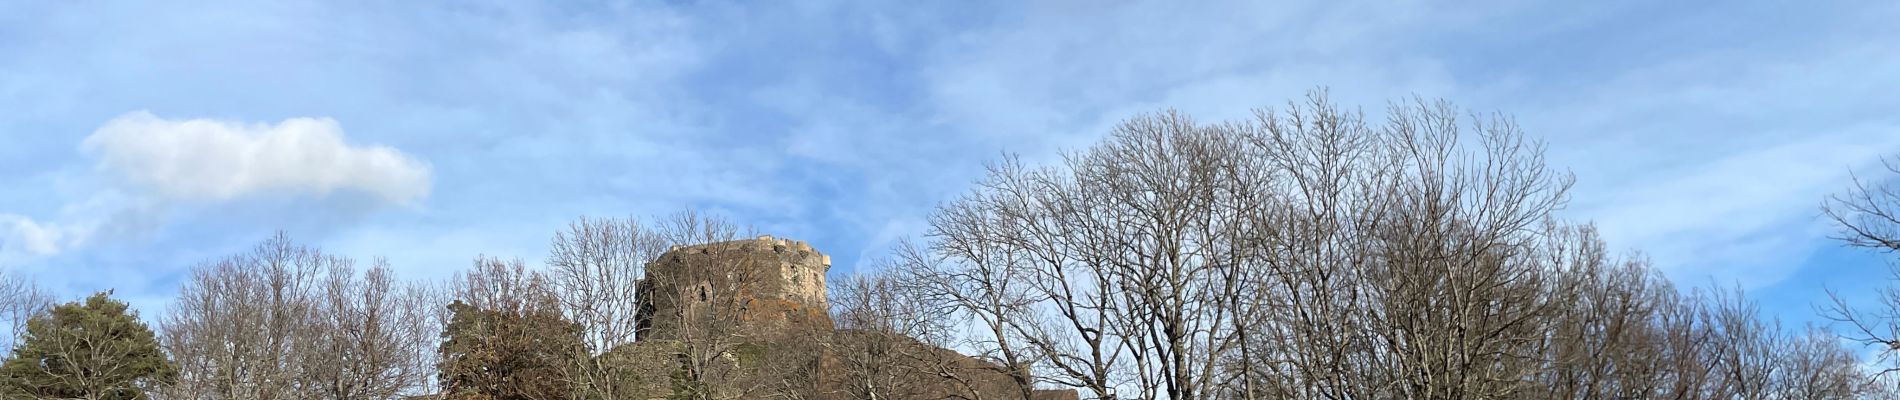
[630,235,1078,400]
[635,235,834,342]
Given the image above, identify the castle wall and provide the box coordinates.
[629,236,1078,399]
[635,235,833,342]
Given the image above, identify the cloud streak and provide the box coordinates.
[902,0,1900,290]
[0,215,67,257]
[0,0,1895,324]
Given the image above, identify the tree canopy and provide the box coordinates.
[0,292,174,400]
[438,270,586,400]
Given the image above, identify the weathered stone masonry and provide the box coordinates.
[631,235,1079,400]
[634,235,833,342]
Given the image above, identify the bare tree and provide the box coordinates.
[915,153,1129,398]
[160,232,325,400]
[902,92,1879,400]
[643,241,774,400]
[1777,327,1868,399]
[914,93,1580,399]
[1822,156,1900,391]
[449,255,558,314]
[550,216,669,351]
[826,271,985,399]
[1825,158,1900,252]
[304,259,438,400]
[902,215,1043,399]
[547,216,668,399]
[1529,225,1691,400]
[655,209,749,248]
[0,269,51,352]
[1071,111,1253,400]
[158,233,435,400]
[1702,286,1785,399]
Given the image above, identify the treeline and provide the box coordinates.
[0,212,784,400]
[862,94,1900,400]
[1,93,1899,400]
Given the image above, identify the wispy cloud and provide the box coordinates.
[903,0,1900,290]
[0,0,1895,322]
[0,215,66,257]
[1512,11,1900,286]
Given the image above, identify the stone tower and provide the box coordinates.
[635,235,833,342]
[620,236,1079,400]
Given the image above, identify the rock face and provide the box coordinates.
[635,235,833,342]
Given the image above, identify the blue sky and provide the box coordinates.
[2,0,1898,328]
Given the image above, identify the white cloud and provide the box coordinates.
[0,189,152,263]
[1,113,433,262]
[81,111,432,205]
[0,214,67,257]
